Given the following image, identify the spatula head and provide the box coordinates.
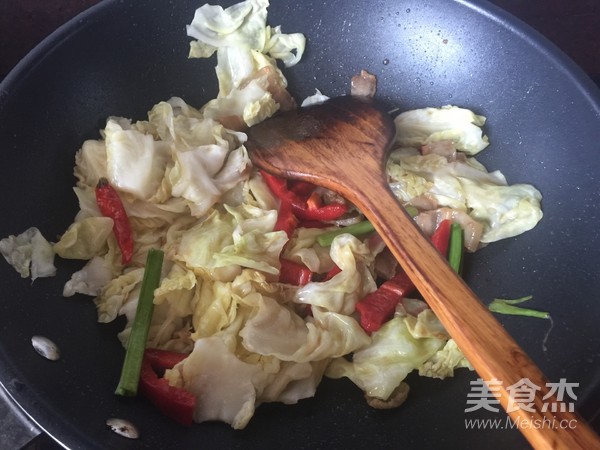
[246,96,396,194]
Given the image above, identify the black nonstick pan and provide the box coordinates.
[1,0,599,449]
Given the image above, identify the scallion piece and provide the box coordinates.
[404,205,419,218]
[488,295,550,319]
[448,223,463,273]
[316,207,419,247]
[316,220,375,247]
[115,248,164,396]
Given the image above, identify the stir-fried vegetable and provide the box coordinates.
[261,170,349,224]
[0,0,545,430]
[430,219,451,257]
[139,349,196,426]
[95,178,134,265]
[489,296,550,319]
[448,223,464,273]
[317,221,376,247]
[356,271,415,333]
[115,249,164,396]
[355,219,456,333]
[279,258,313,285]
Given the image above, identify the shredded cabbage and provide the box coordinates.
[0,0,545,430]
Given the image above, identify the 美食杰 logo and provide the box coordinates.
[463,377,579,431]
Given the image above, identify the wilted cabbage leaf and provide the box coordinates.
[186,0,305,67]
[326,317,445,400]
[0,227,56,280]
[54,217,114,260]
[292,234,377,315]
[394,105,489,155]
[0,0,545,432]
[63,256,115,297]
[387,126,543,245]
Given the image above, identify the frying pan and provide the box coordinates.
[1,0,599,449]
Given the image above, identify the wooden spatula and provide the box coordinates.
[246,95,600,449]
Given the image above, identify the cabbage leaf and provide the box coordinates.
[387,149,543,244]
[104,118,172,200]
[239,294,370,362]
[63,256,115,297]
[53,217,114,260]
[187,0,305,67]
[394,105,489,155]
[326,317,445,400]
[292,234,377,315]
[418,339,473,379]
[166,336,268,430]
[0,227,56,280]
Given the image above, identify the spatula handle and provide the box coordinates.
[345,177,599,450]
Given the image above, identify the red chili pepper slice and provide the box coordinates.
[274,200,298,238]
[355,220,453,333]
[289,180,316,197]
[292,202,349,221]
[260,171,305,210]
[139,349,196,426]
[95,178,134,265]
[430,219,452,257]
[144,348,188,370]
[261,170,348,225]
[355,271,415,333]
[279,258,313,285]
[324,264,342,281]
